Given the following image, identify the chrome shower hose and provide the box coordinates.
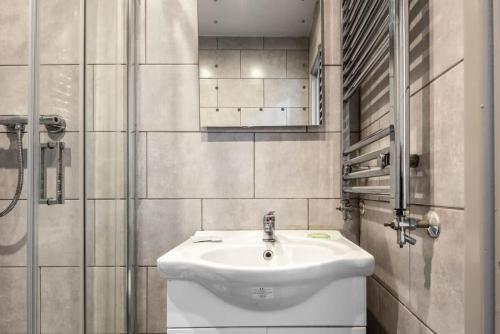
[0,126,24,217]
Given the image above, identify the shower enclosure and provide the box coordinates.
[0,0,136,333]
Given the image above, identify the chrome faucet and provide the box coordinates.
[263,211,276,242]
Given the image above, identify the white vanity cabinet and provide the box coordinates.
[168,328,365,333]
[159,231,374,334]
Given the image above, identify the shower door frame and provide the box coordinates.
[25,0,137,333]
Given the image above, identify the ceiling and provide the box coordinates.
[198,0,319,37]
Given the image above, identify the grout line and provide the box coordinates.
[362,198,465,211]
[410,59,464,97]
[372,275,437,334]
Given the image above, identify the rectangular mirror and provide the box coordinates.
[198,0,324,128]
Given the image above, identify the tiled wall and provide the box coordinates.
[360,0,465,333]
[198,37,310,127]
[134,0,345,332]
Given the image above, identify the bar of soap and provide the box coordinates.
[191,235,223,243]
[307,233,331,240]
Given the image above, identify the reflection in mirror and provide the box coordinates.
[198,0,323,128]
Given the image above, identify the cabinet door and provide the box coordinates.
[267,328,365,334]
[168,329,266,334]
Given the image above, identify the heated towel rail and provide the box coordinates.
[340,0,439,247]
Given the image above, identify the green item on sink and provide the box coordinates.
[307,233,331,240]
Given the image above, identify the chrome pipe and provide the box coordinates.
[343,25,388,87]
[343,0,387,57]
[343,40,389,100]
[343,1,388,63]
[343,167,391,180]
[344,186,391,195]
[390,0,410,212]
[342,1,374,47]
[345,147,391,166]
[344,126,393,154]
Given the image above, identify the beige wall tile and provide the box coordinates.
[409,206,465,334]
[241,108,286,127]
[85,200,95,266]
[366,277,380,316]
[0,201,26,266]
[286,108,309,126]
[199,50,240,78]
[218,79,263,108]
[87,132,125,199]
[135,267,147,333]
[286,51,309,79]
[0,268,26,334]
[378,285,432,334]
[0,0,28,65]
[86,267,126,333]
[136,0,146,63]
[137,199,201,265]
[200,108,240,127]
[361,201,410,304]
[138,65,200,131]
[323,0,342,66]
[147,132,254,198]
[218,37,263,50]
[309,199,358,243]
[39,0,80,64]
[264,79,308,108]
[199,36,217,50]
[40,267,81,333]
[86,0,127,64]
[146,0,198,64]
[309,65,342,132]
[93,65,126,131]
[136,132,148,198]
[147,266,167,333]
[264,38,308,50]
[241,50,286,79]
[94,199,125,266]
[202,199,308,230]
[409,0,464,92]
[0,133,27,201]
[409,63,464,208]
[40,65,80,131]
[0,66,28,117]
[200,79,218,107]
[85,65,95,131]
[38,200,82,266]
[255,133,340,198]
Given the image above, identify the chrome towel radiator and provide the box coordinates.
[340,0,439,247]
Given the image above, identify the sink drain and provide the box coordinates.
[263,250,274,261]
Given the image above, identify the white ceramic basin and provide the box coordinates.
[157,230,374,310]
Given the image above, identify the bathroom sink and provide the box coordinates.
[158,230,374,310]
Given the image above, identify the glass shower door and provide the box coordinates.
[0,0,133,333]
